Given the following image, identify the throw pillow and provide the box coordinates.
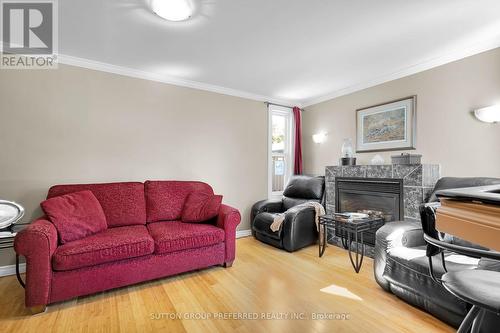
[182,192,222,223]
[41,190,108,244]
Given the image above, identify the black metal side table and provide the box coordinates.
[0,224,28,287]
[0,224,26,249]
[319,215,384,273]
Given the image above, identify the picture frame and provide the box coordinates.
[356,96,417,153]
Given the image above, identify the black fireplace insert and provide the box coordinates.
[335,177,404,246]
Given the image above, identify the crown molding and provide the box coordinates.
[5,37,499,109]
[57,54,297,107]
[301,37,500,108]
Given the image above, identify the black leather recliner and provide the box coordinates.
[374,177,500,329]
[251,175,325,252]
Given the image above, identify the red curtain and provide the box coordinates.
[292,106,303,175]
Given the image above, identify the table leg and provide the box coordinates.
[319,224,327,257]
[355,231,359,269]
[358,232,365,271]
[16,254,25,288]
[341,229,350,249]
[347,232,365,273]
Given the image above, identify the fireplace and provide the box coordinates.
[335,177,404,246]
[324,164,440,253]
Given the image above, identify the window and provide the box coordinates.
[268,104,293,198]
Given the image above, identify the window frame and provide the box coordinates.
[268,104,294,199]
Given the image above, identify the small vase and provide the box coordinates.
[341,138,353,158]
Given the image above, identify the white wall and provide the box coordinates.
[303,48,500,178]
[0,64,268,265]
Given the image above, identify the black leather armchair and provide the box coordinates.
[251,175,325,252]
[374,177,500,329]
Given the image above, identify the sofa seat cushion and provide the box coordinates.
[147,221,224,254]
[52,225,154,271]
[388,245,479,276]
[252,212,282,240]
[384,245,478,318]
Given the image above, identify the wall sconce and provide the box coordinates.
[474,105,500,123]
[312,132,327,144]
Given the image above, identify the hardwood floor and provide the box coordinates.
[0,237,453,333]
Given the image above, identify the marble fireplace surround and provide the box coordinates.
[324,164,440,256]
[325,164,441,221]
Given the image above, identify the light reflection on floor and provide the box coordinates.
[320,284,363,301]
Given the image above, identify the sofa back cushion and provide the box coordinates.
[282,175,324,211]
[145,181,214,222]
[283,175,325,200]
[47,182,146,227]
[41,190,107,244]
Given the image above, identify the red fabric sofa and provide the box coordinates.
[14,181,241,312]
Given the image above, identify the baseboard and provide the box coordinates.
[0,232,251,277]
[236,229,252,238]
[0,263,25,277]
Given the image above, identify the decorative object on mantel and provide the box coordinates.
[391,153,422,165]
[340,138,356,165]
[370,154,385,165]
[340,157,356,166]
[356,96,417,152]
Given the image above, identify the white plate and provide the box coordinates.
[0,201,24,229]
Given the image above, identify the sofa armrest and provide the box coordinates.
[374,221,425,291]
[216,204,241,265]
[251,199,283,221]
[281,206,317,252]
[250,199,283,235]
[14,218,58,307]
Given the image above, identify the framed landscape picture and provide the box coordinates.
[356,96,416,152]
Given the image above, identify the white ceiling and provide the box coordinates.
[59,0,500,107]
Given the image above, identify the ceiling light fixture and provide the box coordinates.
[473,105,500,123]
[151,0,193,22]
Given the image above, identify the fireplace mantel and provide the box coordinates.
[325,164,440,220]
